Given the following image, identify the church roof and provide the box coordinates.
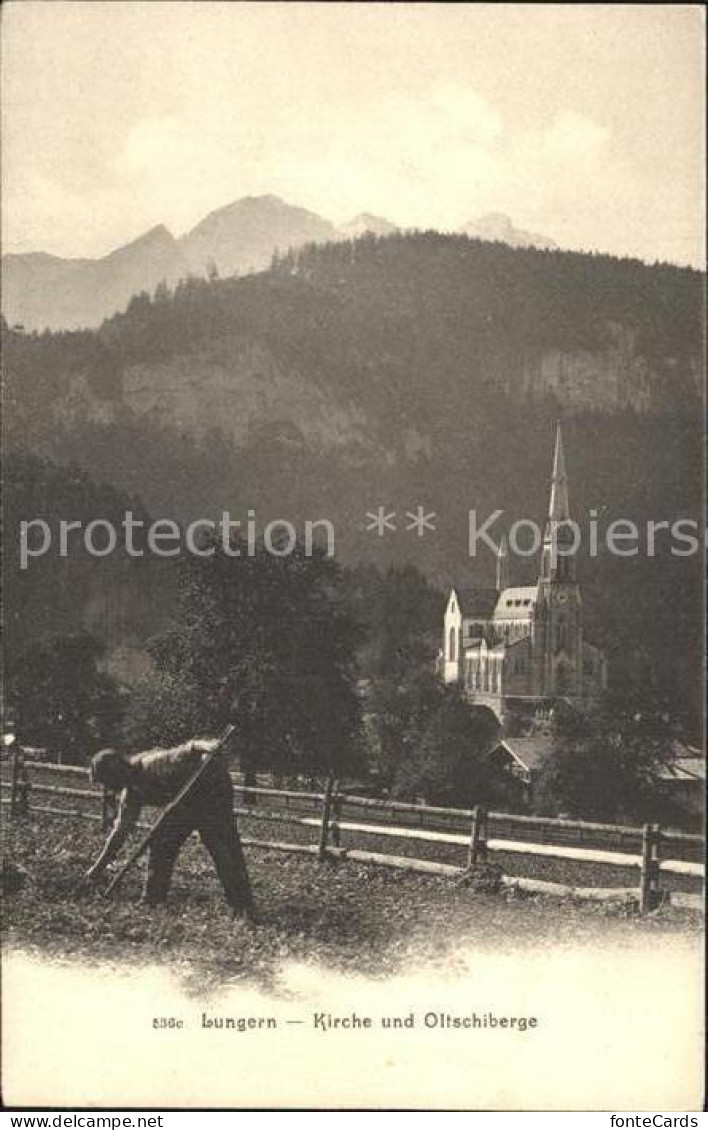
[494,585,538,619]
[452,585,498,618]
[503,634,532,650]
[463,638,507,656]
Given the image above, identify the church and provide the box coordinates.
[441,424,607,722]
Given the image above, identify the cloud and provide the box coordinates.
[540,111,610,166]
[3,77,701,267]
[261,82,506,229]
[109,82,507,235]
[1,4,703,265]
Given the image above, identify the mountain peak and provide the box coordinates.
[185,194,330,235]
[180,195,337,278]
[107,224,176,259]
[462,213,557,251]
[339,213,399,238]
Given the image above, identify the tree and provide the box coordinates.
[124,537,365,781]
[366,669,445,789]
[10,634,123,763]
[391,683,499,806]
[531,692,679,823]
[350,563,443,682]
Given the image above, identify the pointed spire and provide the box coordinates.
[541,421,576,583]
[496,534,509,591]
[548,421,570,522]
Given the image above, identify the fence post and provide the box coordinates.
[639,823,660,913]
[331,787,341,849]
[467,805,482,868]
[17,759,31,816]
[478,807,489,863]
[317,776,336,862]
[243,768,257,808]
[9,747,22,818]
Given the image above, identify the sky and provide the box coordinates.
[2,3,705,266]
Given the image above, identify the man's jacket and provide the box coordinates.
[93,738,225,873]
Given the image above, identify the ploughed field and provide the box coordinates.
[2,813,701,990]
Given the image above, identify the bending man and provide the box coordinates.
[86,738,254,917]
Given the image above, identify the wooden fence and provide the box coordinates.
[1,752,703,913]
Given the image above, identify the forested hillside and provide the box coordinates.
[4,233,704,731]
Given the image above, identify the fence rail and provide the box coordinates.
[2,754,703,913]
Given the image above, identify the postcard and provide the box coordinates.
[2,2,704,1112]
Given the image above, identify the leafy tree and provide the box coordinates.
[124,537,365,781]
[365,670,445,788]
[348,563,444,682]
[10,634,123,763]
[392,685,500,806]
[3,450,169,656]
[531,691,680,822]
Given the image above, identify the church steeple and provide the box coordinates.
[496,534,509,591]
[541,422,576,582]
[548,422,570,523]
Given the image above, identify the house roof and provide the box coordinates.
[658,758,706,783]
[669,739,703,760]
[453,585,499,618]
[498,736,555,773]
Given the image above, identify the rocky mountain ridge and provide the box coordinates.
[2,196,556,331]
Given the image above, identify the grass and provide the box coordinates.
[2,813,701,993]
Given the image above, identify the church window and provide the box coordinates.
[555,616,568,652]
[449,626,457,662]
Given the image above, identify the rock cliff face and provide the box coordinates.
[519,324,655,412]
[120,340,372,452]
[50,318,698,456]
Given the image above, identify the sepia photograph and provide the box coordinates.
[1,1,705,1114]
